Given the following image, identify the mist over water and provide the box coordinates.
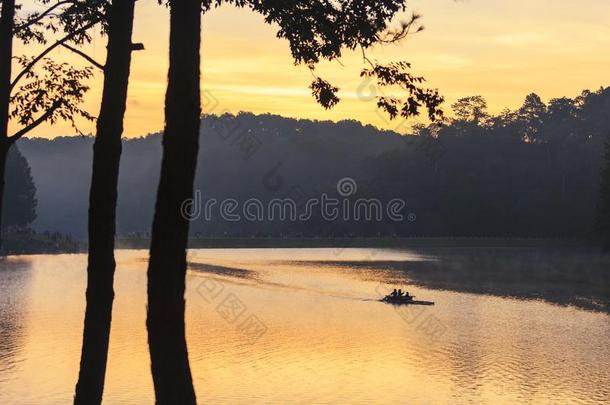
[0,249,608,404]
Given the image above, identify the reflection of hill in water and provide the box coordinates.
[188,262,255,280]
[288,248,610,313]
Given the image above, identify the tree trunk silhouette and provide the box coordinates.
[0,141,8,247]
[74,0,135,403]
[146,0,200,403]
[0,0,15,251]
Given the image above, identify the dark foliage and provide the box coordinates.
[196,0,444,121]
[361,61,443,121]
[1,144,36,229]
[10,56,93,135]
[14,0,108,45]
[359,87,610,238]
[309,78,340,109]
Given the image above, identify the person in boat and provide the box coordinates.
[391,289,398,297]
[397,289,404,297]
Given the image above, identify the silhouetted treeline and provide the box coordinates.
[1,228,82,254]
[16,86,610,239]
[363,87,609,238]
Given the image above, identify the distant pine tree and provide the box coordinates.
[1,145,36,230]
[598,133,610,249]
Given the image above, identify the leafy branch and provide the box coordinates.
[10,17,101,92]
[9,57,95,141]
[361,61,444,121]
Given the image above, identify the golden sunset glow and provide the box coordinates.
[12,0,610,138]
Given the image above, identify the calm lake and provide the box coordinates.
[1,248,609,404]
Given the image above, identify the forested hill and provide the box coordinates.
[17,114,404,237]
[16,86,610,239]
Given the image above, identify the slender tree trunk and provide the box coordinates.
[146,0,200,402]
[0,141,8,247]
[73,0,135,403]
[0,0,13,135]
[0,0,15,251]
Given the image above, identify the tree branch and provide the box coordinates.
[61,43,104,70]
[13,0,76,33]
[9,18,100,93]
[8,102,60,143]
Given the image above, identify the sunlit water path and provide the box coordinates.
[0,249,608,404]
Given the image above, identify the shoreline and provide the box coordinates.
[1,236,604,256]
[120,237,600,250]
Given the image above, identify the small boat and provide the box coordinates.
[381,294,434,306]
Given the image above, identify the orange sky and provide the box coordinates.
[11,0,610,138]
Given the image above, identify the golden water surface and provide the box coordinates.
[0,249,608,404]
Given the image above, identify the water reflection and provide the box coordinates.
[0,257,33,383]
[0,249,608,404]
[279,247,610,312]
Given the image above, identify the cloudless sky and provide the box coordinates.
[12,0,610,138]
